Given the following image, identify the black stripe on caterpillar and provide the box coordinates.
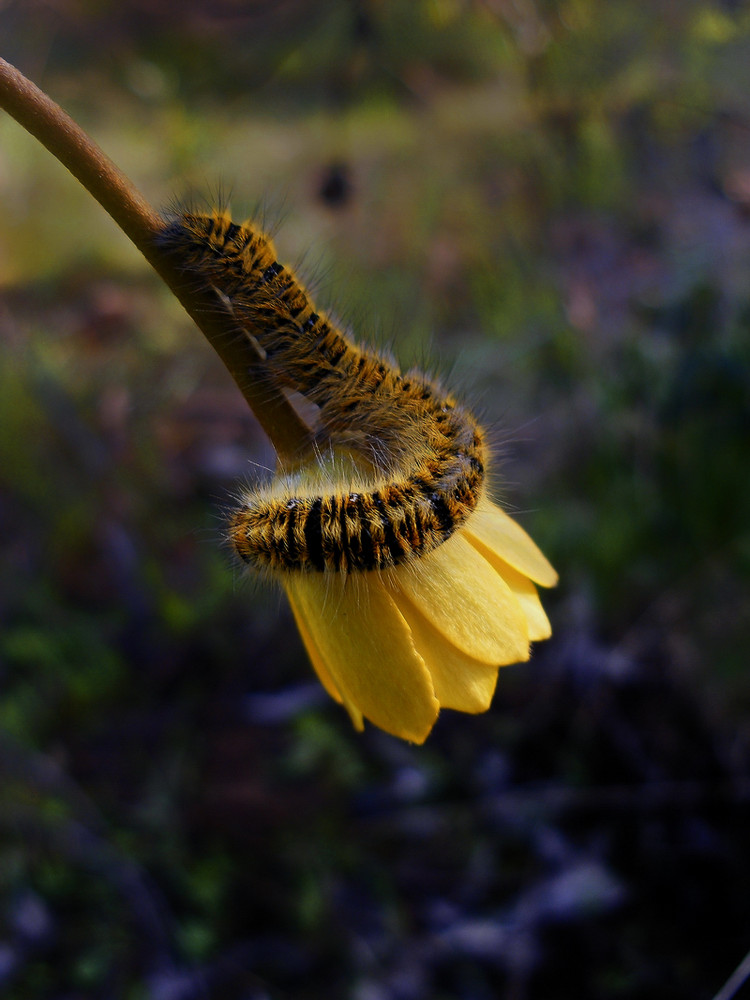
[156,210,487,572]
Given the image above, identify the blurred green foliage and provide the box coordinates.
[2,1,750,998]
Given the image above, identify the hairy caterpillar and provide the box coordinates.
[157,211,487,572]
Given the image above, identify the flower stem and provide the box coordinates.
[0,56,314,462]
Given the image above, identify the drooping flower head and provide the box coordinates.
[238,451,557,743]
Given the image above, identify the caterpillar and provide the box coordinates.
[156,210,487,573]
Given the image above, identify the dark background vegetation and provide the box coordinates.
[2,1,750,997]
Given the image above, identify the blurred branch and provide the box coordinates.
[711,948,750,1000]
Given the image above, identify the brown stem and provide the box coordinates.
[0,56,313,461]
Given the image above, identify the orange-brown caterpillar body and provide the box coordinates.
[157,211,486,572]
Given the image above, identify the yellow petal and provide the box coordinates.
[466,499,559,588]
[287,591,348,708]
[466,536,552,641]
[396,598,501,713]
[284,572,439,743]
[392,533,530,666]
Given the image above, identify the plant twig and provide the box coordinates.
[711,948,750,1000]
[0,56,314,462]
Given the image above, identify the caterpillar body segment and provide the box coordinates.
[157,211,487,572]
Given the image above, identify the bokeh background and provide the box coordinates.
[2,2,750,998]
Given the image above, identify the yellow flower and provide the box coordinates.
[284,495,557,744]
